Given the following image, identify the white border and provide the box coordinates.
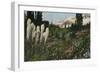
[11,2,97,71]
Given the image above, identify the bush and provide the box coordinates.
[24,23,90,61]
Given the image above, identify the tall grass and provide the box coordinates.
[24,24,90,61]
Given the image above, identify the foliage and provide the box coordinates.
[24,24,90,61]
[24,12,90,61]
[76,13,83,26]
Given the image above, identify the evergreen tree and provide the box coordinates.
[76,13,83,26]
[35,12,42,26]
[70,13,83,31]
[26,11,43,26]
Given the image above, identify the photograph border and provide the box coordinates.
[11,2,97,71]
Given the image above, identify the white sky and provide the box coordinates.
[42,12,76,24]
[24,11,76,24]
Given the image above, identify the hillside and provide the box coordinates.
[24,24,90,61]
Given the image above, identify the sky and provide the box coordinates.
[24,11,76,24]
[42,12,76,24]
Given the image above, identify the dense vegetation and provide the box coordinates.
[24,23,90,61]
[24,11,90,61]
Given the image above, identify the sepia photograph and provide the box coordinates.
[24,11,90,61]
